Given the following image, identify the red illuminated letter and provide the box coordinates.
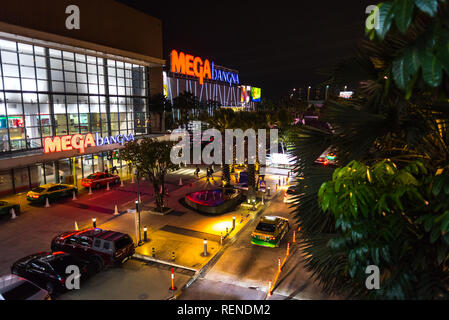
[171,50,186,74]
[71,134,85,153]
[194,56,204,84]
[61,135,73,151]
[44,137,62,153]
[84,133,96,149]
[185,54,195,76]
[203,59,212,80]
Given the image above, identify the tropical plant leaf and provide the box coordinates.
[377,2,396,39]
[394,0,415,33]
[415,0,439,16]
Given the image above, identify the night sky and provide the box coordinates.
[118,0,377,99]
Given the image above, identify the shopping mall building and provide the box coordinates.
[0,0,165,195]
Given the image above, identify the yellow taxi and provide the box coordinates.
[26,183,77,204]
[251,216,290,248]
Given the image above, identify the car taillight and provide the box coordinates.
[32,195,40,199]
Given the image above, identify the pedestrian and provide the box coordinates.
[209,166,215,182]
[112,166,118,174]
[195,166,200,177]
[206,168,211,183]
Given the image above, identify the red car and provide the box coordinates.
[81,172,120,189]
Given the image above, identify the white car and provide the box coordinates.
[0,274,50,300]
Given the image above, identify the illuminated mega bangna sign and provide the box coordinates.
[44,133,134,154]
[171,50,239,86]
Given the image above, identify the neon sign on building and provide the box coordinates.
[44,133,134,154]
[171,50,239,86]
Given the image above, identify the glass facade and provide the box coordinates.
[0,38,149,153]
[0,35,152,196]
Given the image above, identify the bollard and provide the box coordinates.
[88,186,93,195]
[278,257,281,272]
[106,182,110,191]
[131,175,135,184]
[92,218,96,228]
[267,280,272,298]
[10,208,17,220]
[179,178,183,186]
[278,178,281,186]
[169,268,176,291]
[262,194,265,205]
[72,190,77,201]
[276,184,278,191]
[240,212,243,223]
[267,186,271,197]
[293,230,296,243]
[120,180,124,187]
[226,227,229,236]
[232,216,236,230]
[143,227,148,242]
[114,205,119,216]
[203,239,208,256]
[45,197,50,208]
[152,247,155,258]
[75,221,79,231]
[172,252,175,261]
[220,233,223,245]
[287,243,290,256]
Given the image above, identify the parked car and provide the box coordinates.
[11,251,91,296]
[81,172,120,189]
[0,200,20,218]
[251,216,290,248]
[26,183,77,204]
[0,274,50,300]
[51,228,135,272]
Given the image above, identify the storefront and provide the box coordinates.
[0,1,165,196]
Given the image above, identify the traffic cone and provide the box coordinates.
[106,182,110,191]
[114,205,119,216]
[120,180,124,187]
[131,176,135,184]
[88,186,93,195]
[75,221,79,231]
[179,178,183,186]
[10,208,17,220]
[45,197,50,208]
[72,190,77,201]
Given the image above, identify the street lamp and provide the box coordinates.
[135,200,142,246]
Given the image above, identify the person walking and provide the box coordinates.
[195,166,200,177]
[112,166,119,174]
[209,166,215,182]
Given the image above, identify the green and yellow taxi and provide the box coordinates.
[26,183,77,204]
[0,201,20,218]
[251,216,290,248]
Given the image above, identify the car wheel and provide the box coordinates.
[95,183,101,190]
[114,178,119,185]
[46,282,55,295]
[91,256,104,273]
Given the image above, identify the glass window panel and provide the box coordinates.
[64,71,76,82]
[3,64,19,77]
[17,43,33,53]
[39,104,50,114]
[79,103,89,113]
[37,80,48,91]
[35,56,46,68]
[76,62,86,73]
[75,54,85,62]
[52,81,64,92]
[88,84,98,94]
[49,49,61,58]
[39,94,50,104]
[4,77,21,90]
[19,54,34,66]
[21,79,36,91]
[20,66,35,79]
[65,82,77,93]
[86,56,97,64]
[50,58,62,69]
[109,86,117,95]
[78,83,88,94]
[87,64,97,74]
[51,70,63,81]
[77,73,87,83]
[63,51,74,60]
[36,68,47,79]
[63,60,75,71]
[23,93,37,104]
[2,51,18,64]
[0,39,17,51]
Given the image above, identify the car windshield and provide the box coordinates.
[115,236,132,250]
[48,256,79,274]
[86,174,97,179]
[2,280,42,300]
[256,222,276,233]
[31,187,45,193]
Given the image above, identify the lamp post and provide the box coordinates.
[307,86,311,102]
[135,200,142,246]
[325,85,329,100]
